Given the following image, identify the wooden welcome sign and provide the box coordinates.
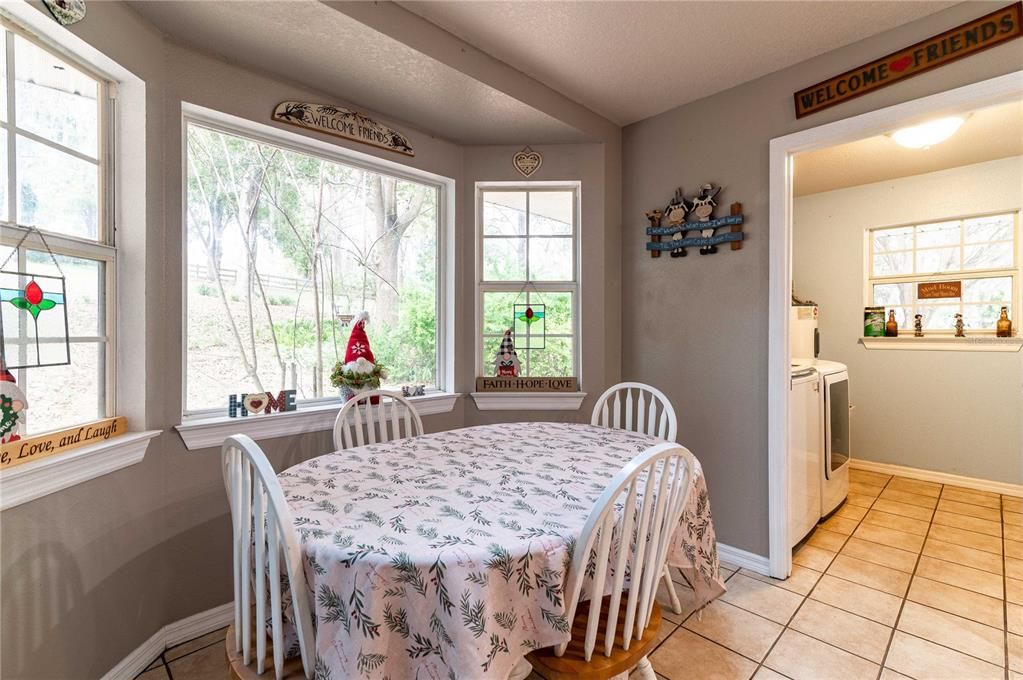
[794,3,1022,118]
[918,281,962,299]
[0,416,127,470]
[272,102,415,156]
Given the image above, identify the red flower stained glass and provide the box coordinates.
[10,280,56,319]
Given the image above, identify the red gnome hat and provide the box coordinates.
[344,311,375,364]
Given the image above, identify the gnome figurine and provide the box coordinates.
[494,329,521,377]
[0,360,27,444]
[332,311,385,402]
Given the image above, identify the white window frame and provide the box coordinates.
[866,210,1020,334]
[474,182,581,380]
[0,19,117,431]
[180,108,452,420]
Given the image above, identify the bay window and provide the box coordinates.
[183,118,443,416]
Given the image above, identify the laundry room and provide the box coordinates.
[787,99,1023,552]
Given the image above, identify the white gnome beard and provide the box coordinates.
[0,383,28,443]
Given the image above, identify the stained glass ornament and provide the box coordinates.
[512,303,545,350]
[0,270,71,370]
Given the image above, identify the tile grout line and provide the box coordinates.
[857,474,904,680]
[750,473,887,679]
[1003,492,1009,680]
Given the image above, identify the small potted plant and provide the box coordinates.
[330,311,386,402]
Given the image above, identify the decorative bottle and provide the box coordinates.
[885,310,898,337]
[997,306,1013,338]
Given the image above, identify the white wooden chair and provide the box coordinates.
[528,442,695,680]
[222,434,315,680]
[591,382,678,442]
[590,382,684,616]
[332,389,425,451]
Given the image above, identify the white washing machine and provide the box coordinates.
[788,365,822,548]
[812,359,850,518]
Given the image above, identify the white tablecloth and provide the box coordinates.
[277,422,725,679]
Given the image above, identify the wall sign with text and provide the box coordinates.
[918,281,962,299]
[475,377,578,392]
[272,102,415,156]
[0,416,127,470]
[794,3,1022,118]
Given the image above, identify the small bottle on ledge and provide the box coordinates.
[997,306,1013,337]
[885,309,898,337]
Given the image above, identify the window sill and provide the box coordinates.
[470,391,588,411]
[175,392,462,451]
[859,337,1023,352]
[0,430,160,511]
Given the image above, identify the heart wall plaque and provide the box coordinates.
[513,147,543,178]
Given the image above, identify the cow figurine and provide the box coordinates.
[689,184,723,254]
[663,188,689,258]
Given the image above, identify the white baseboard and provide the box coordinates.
[850,458,1023,498]
[718,542,770,576]
[101,603,233,680]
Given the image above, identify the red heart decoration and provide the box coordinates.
[890,56,912,73]
[249,399,263,409]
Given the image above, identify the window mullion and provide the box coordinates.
[5,30,15,226]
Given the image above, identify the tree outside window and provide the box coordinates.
[184,122,440,413]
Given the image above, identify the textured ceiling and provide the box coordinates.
[129,0,590,145]
[794,100,1023,196]
[400,0,958,125]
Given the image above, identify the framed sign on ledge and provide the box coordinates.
[1,416,128,470]
[475,377,578,392]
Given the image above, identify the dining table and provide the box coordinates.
[276,421,725,680]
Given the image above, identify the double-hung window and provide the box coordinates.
[0,23,113,435]
[868,212,1019,332]
[476,185,579,377]
[183,118,443,416]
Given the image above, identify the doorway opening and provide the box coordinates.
[767,71,1023,579]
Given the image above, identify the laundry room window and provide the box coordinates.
[868,212,1019,332]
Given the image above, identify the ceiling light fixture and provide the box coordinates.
[890,116,966,149]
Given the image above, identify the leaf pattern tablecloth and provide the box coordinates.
[277,422,725,680]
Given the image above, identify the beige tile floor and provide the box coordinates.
[142,471,1022,680]
[649,470,1022,680]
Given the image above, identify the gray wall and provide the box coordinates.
[0,3,620,678]
[794,156,1023,483]
[621,2,1023,557]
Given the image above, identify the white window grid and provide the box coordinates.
[866,211,1020,333]
[475,184,580,378]
[0,20,115,429]
[180,115,448,418]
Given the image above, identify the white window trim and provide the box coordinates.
[865,210,1020,335]
[473,182,582,410]
[178,104,456,431]
[174,391,460,451]
[0,429,160,511]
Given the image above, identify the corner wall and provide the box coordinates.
[794,156,1023,483]
[621,2,1023,556]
